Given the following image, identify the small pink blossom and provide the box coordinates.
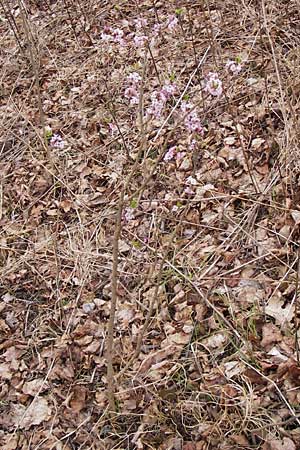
[181,101,203,135]
[146,98,164,118]
[226,59,242,75]
[166,15,179,31]
[100,27,125,46]
[100,31,112,42]
[50,133,65,149]
[124,86,139,105]
[124,207,135,221]
[146,83,176,119]
[127,72,142,84]
[176,151,186,161]
[181,101,194,113]
[205,72,222,97]
[153,22,163,36]
[133,34,148,48]
[186,176,197,186]
[108,122,118,135]
[161,82,177,99]
[189,139,197,151]
[134,18,148,30]
[184,186,195,195]
[164,146,176,162]
[185,112,203,134]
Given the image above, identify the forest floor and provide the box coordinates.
[1,0,300,449]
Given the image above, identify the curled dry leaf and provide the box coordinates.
[265,295,294,325]
[201,332,228,351]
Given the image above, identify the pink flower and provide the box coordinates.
[108,123,118,135]
[100,27,125,46]
[205,72,222,96]
[185,112,203,134]
[124,86,139,105]
[133,34,148,48]
[146,83,176,119]
[186,176,197,186]
[134,18,148,30]
[164,146,176,161]
[184,186,195,195]
[189,139,197,151]
[166,15,178,31]
[153,22,163,36]
[181,102,203,135]
[127,72,141,84]
[176,151,186,161]
[226,60,242,75]
[161,82,177,99]
[124,207,135,221]
[50,133,65,149]
[181,101,194,113]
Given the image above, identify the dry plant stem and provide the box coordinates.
[295,250,300,364]
[243,360,300,427]
[18,0,52,165]
[106,188,125,413]
[106,99,132,162]
[116,257,165,379]
[106,50,149,413]
[0,0,24,54]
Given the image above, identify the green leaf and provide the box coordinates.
[175,8,184,15]
[130,198,138,208]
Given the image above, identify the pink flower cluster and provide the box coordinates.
[124,72,141,106]
[50,133,65,149]
[146,82,177,119]
[101,14,180,49]
[133,18,148,48]
[226,59,242,75]
[100,26,125,46]
[163,146,186,162]
[205,72,222,97]
[153,14,179,36]
[166,15,179,32]
[124,207,135,221]
[181,101,204,135]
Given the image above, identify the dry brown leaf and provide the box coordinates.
[262,438,296,450]
[0,363,12,380]
[265,296,294,325]
[261,323,282,347]
[202,332,228,351]
[10,397,51,429]
[69,385,88,414]
[22,379,47,396]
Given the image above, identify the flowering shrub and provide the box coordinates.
[146,82,176,119]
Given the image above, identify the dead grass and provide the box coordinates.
[1,0,300,449]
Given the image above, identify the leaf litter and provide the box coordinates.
[1,0,300,448]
